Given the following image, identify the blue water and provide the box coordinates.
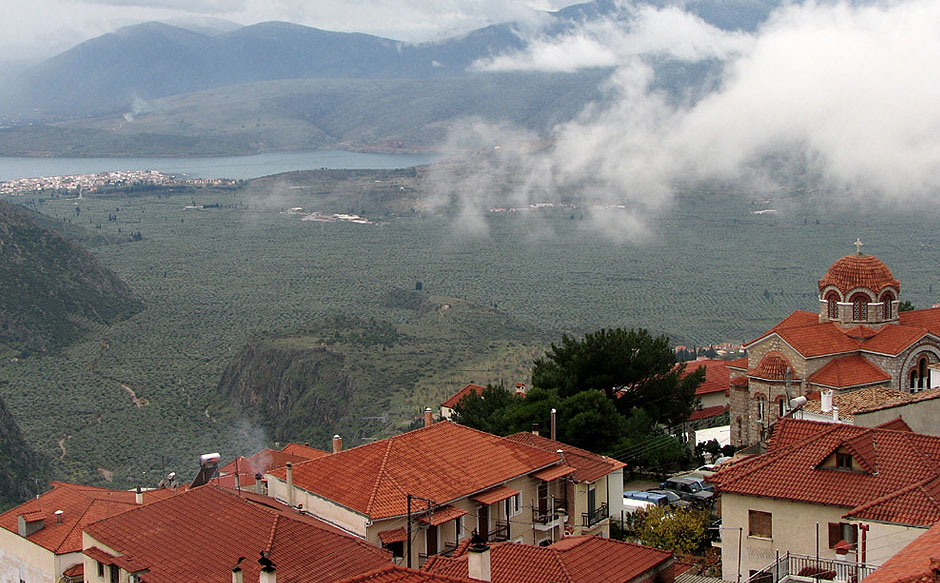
[0,150,440,181]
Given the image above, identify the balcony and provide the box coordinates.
[533,507,565,531]
[485,520,510,542]
[582,502,609,528]
[745,552,879,583]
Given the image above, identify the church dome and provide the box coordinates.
[749,353,792,381]
[819,253,899,295]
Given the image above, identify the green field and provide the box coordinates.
[2,177,939,488]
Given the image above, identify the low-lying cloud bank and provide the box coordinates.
[429,0,940,240]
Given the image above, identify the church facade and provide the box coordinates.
[730,246,940,446]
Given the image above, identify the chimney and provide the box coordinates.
[332,434,343,453]
[17,514,44,537]
[424,407,434,428]
[135,486,143,505]
[467,538,491,582]
[286,463,295,507]
[833,406,840,422]
[54,510,63,524]
[531,422,540,436]
[821,389,833,413]
[232,558,244,583]
[260,567,276,583]
[550,408,557,441]
[254,473,264,495]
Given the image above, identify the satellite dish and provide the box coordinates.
[789,396,807,409]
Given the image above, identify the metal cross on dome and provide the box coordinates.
[855,238,863,255]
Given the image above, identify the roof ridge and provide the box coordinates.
[53,495,106,553]
[264,513,279,554]
[365,438,397,516]
[846,473,940,517]
[550,545,575,583]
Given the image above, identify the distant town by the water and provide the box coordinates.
[0,170,235,196]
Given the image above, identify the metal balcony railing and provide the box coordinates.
[744,552,879,583]
[582,502,609,528]
[486,520,510,542]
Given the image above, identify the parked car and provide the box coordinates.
[624,490,669,506]
[644,489,692,508]
[659,477,715,506]
[623,493,656,514]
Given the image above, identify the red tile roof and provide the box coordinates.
[470,486,519,506]
[899,307,940,335]
[689,405,729,422]
[819,253,899,295]
[844,325,878,340]
[0,482,175,555]
[83,485,391,583]
[679,360,730,396]
[749,353,793,381]
[711,419,940,526]
[504,432,625,482]
[864,521,940,583]
[726,357,749,370]
[378,528,407,544]
[531,465,577,481]
[854,388,940,415]
[876,417,914,432]
[861,324,929,355]
[416,505,468,526]
[268,422,562,520]
[281,442,331,459]
[423,536,672,583]
[806,355,891,389]
[339,566,475,583]
[441,384,487,409]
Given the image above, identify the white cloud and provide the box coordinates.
[432,0,940,240]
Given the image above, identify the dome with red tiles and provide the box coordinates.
[819,253,899,296]
[749,353,793,381]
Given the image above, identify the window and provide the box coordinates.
[748,510,772,539]
[756,397,766,423]
[826,291,840,319]
[109,565,119,583]
[505,493,522,517]
[881,291,895,319]
[836,452,853,469]
[850,293,869,321]
[385,541,404,558]
[828,522,858,549]
[588,484,597,514]
[97,562,104,578]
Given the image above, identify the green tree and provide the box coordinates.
[899,300,915,312]
[531,328,703,427]
[451,384,518,435]
[635,505,711,555]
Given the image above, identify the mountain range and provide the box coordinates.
[0,0,780,155]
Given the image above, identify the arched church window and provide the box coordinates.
[881,291,895,319]
[919,357,928,389]
[850,292,869,321]
[826,291,840,319]
[911,369,918,389]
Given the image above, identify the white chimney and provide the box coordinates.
[286,463,295,507]
[54,510,63,524]
[232,566,243,583]
[424,407,434,428]
[254,473,264,495]
[135,486,143,505]
[821,389,834,413]
[467,541,491,582]
[260,567,276,583]
[833,406,840,422]
[550,408,557,441]
[332,434,342,453]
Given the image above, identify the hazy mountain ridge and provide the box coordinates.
[5,0,781,121]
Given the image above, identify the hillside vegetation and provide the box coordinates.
[0,200,141,357]
[2,168,940,488]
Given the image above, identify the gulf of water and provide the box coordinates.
[0,150,440,182]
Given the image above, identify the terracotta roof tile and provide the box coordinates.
[875,417,914,432]
[678,360,730,396]
[749,353,793,381]
[378,528,407,544]
[853,387,940,415]
[712,419,940,526]
[470,486,519,506]
[504,433,625,482]
[416,505,468,526]
[268,422,562,520]
[844,475,940,526]
[280,442,331,459]
[899,307,940,335]
[339,566,475,583]
[844,325,879,340]
[441,384,486,409]
[689,405,728,421]
[726,357,749,370]
[423,536,672,583]
[806,356,891,389]
[84,486,391,583]
[531,465,577,481]
[862,325,929,355]
[863,520,940,583]
[819,254,899,295]
[0,482,175,555]
[802,385,908,421]
[63,564,83,578]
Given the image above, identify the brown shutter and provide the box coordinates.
[828,522,841,548]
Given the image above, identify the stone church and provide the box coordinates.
[730,243,940,446]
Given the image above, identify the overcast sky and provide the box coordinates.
[0,0,571,62]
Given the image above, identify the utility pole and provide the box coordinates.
[406,494,436,569]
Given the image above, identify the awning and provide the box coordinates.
[378,527,408,544]
[471,485,520,506]
[416,505,468,526]
[83,547,118,565]
[532,464,576,481]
